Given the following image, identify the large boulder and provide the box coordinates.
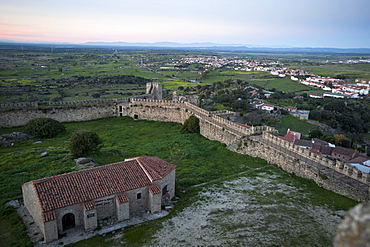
[334,202,370,247]
[0,132,32,146]
[74,157,97,169]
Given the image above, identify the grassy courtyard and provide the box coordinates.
[0,116,357,246]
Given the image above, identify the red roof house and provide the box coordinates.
[281,129,301,143]
[22,156,176,243]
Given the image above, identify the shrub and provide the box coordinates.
[69,130,103,157]
[23,118,66,138]
[181,115,200,134]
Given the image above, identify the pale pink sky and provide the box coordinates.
[1,0,369,47]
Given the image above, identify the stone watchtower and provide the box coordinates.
[146,82,162,100]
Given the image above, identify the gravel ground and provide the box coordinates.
[144,173,346,247]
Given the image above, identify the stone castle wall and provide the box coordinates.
[229,134,370,202]
[260,132,370,185]
[3,98,370,201]
[0,99,118,109]
[0,104,115,127]
[117,99,274,146]
[118,100,370,202]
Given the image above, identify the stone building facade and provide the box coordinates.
[22,156,176,243]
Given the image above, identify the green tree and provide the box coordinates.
[309,129,323,139]
[69,130,103,157]
[331,134,348,147]
[23,118,65,138]
[181,115,200,134]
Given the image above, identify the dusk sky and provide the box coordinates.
[1,0,369,48]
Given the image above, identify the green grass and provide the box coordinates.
[293,63,370,80]
[0,116,357,246]
[2,50,367,103]
[0,116,266,246]
[161,79,201,90]
[275,115,316,135]
[198,69,325,94]
[0,208,33,247]
[0,116,266,208]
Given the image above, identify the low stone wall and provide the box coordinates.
[47,99,116,106]
[210,110,236,121]
[0,104,115,127]
[0,102,39,108]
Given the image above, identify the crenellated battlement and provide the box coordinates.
[1,98,368,201]
[118,99,276,145]
[261,131,370,186]
[0,101,39,108]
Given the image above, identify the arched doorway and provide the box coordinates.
[62,213,75,231]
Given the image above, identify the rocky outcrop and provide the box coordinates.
[334,202,370,247]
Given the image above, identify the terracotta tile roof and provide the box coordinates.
[116,192,129,203]
[294,139,312,148]
[282,129,301,143]
[42,211,56,222]
[332,147,358,157]
[282,133,299,143]
[348,156,370,164]
[318,146,334,156]
[25,156,175,213]
[135,156,176,180]
[309,148,322,156]
[148,184,161,195]
[82,201,96,211]
[235,122,251,128]
[312,138,328,145]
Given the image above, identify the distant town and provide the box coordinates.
[162,56,370,99]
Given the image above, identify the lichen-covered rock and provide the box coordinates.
[0,132,32,146]
[334,202,370,247]
[74,157,97,168]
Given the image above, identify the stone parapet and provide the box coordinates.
[230,136,369,202]
[261,131,370,187]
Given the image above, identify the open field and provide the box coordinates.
[2,47,369,103]
[197,69,324,94]
[0,117,357,246]
[287,63,370,80]
[275,115,316,135]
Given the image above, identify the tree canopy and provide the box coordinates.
[181,115,200,134]
[23,118,66,138]
[69,130,103,157]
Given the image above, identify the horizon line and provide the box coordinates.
[1,40,370,50]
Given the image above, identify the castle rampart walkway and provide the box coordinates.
[251,135,369,196]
